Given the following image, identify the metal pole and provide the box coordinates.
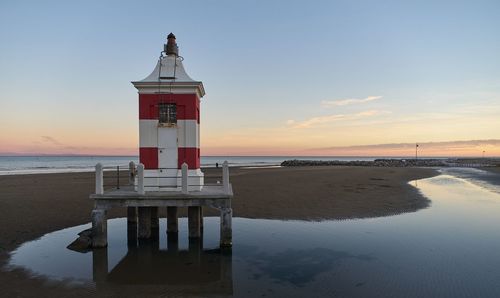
[117,166,120,189]
[415,143,418,164]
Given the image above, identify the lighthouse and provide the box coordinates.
[89,34,232,249]
[132,33,205,191]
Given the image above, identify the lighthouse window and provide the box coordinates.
[158,103,177,126]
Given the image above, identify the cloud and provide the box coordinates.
[321,96,382,107]
[289,110,383,129]
[308,139,500,156]
[40,136,63,146]
[20,136,137,155]
[38,136,82,151]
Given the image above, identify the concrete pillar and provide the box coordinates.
[91,209,107,247]
[181,162,188,194]
[137,163,145,195]
[138,207,151,239]
[95,163,104,195]
[167,206,178,233]
[220,208,232,247]
[188,206,201,238]
[127,207,137,224]
[150,207,159,229]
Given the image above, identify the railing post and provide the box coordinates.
[137,163,145,195]
[95,163,103,195]
[223,160,230,194]
[129,161,136,186]
[181,162,188,194]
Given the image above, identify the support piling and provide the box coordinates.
[138,207,152,239]
[188,206,201,238]
[91,209,107,247]
[167,206,178,233]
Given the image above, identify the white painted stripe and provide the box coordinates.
[139,120,158,147]
[139,119,199,149]
[177,119,199,148]
[144,169,203,176]
[143,169,204,190]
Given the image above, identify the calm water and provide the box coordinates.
[0,155,388,175]
[5,169,500,297]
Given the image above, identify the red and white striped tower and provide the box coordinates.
[132,33,205,191]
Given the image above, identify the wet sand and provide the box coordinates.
[0,166,437,297]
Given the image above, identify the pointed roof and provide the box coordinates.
[136,55,198,83]
[132,34,205,97]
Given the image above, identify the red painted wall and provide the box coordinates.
[140,147,159,169]
[139,93,200,123]
[139,147,200,169]
[177,147,200,169]
[139,94,201,170]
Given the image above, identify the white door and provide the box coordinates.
[158,127,178,189]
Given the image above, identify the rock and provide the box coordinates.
[67,228,93,253]
[78,228,93,238]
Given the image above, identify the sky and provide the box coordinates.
[0,0,499,157]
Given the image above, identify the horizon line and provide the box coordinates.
[1,154,499,158]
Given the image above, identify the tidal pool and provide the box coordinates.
[5,170,500,297]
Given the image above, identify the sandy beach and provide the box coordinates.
[0,166,437,297]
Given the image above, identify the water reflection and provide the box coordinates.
[92,234,233,295]
[439,167,500,194]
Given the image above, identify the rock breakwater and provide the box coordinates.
[281,158,500,167]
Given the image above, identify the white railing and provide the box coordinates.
[181,162,189,194]
[222,161,229,194]
[95,163,104,195]
[137,163,145,195]
[95,160,231,195]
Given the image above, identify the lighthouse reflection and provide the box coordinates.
[92,229,233,296]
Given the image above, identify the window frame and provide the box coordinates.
[158,103,177,127]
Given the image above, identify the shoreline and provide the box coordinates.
[2,157,498,176]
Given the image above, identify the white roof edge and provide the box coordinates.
[131,81,206,98]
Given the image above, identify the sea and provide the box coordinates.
[0,155,397,175]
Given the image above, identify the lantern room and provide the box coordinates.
[132,33,205,191]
